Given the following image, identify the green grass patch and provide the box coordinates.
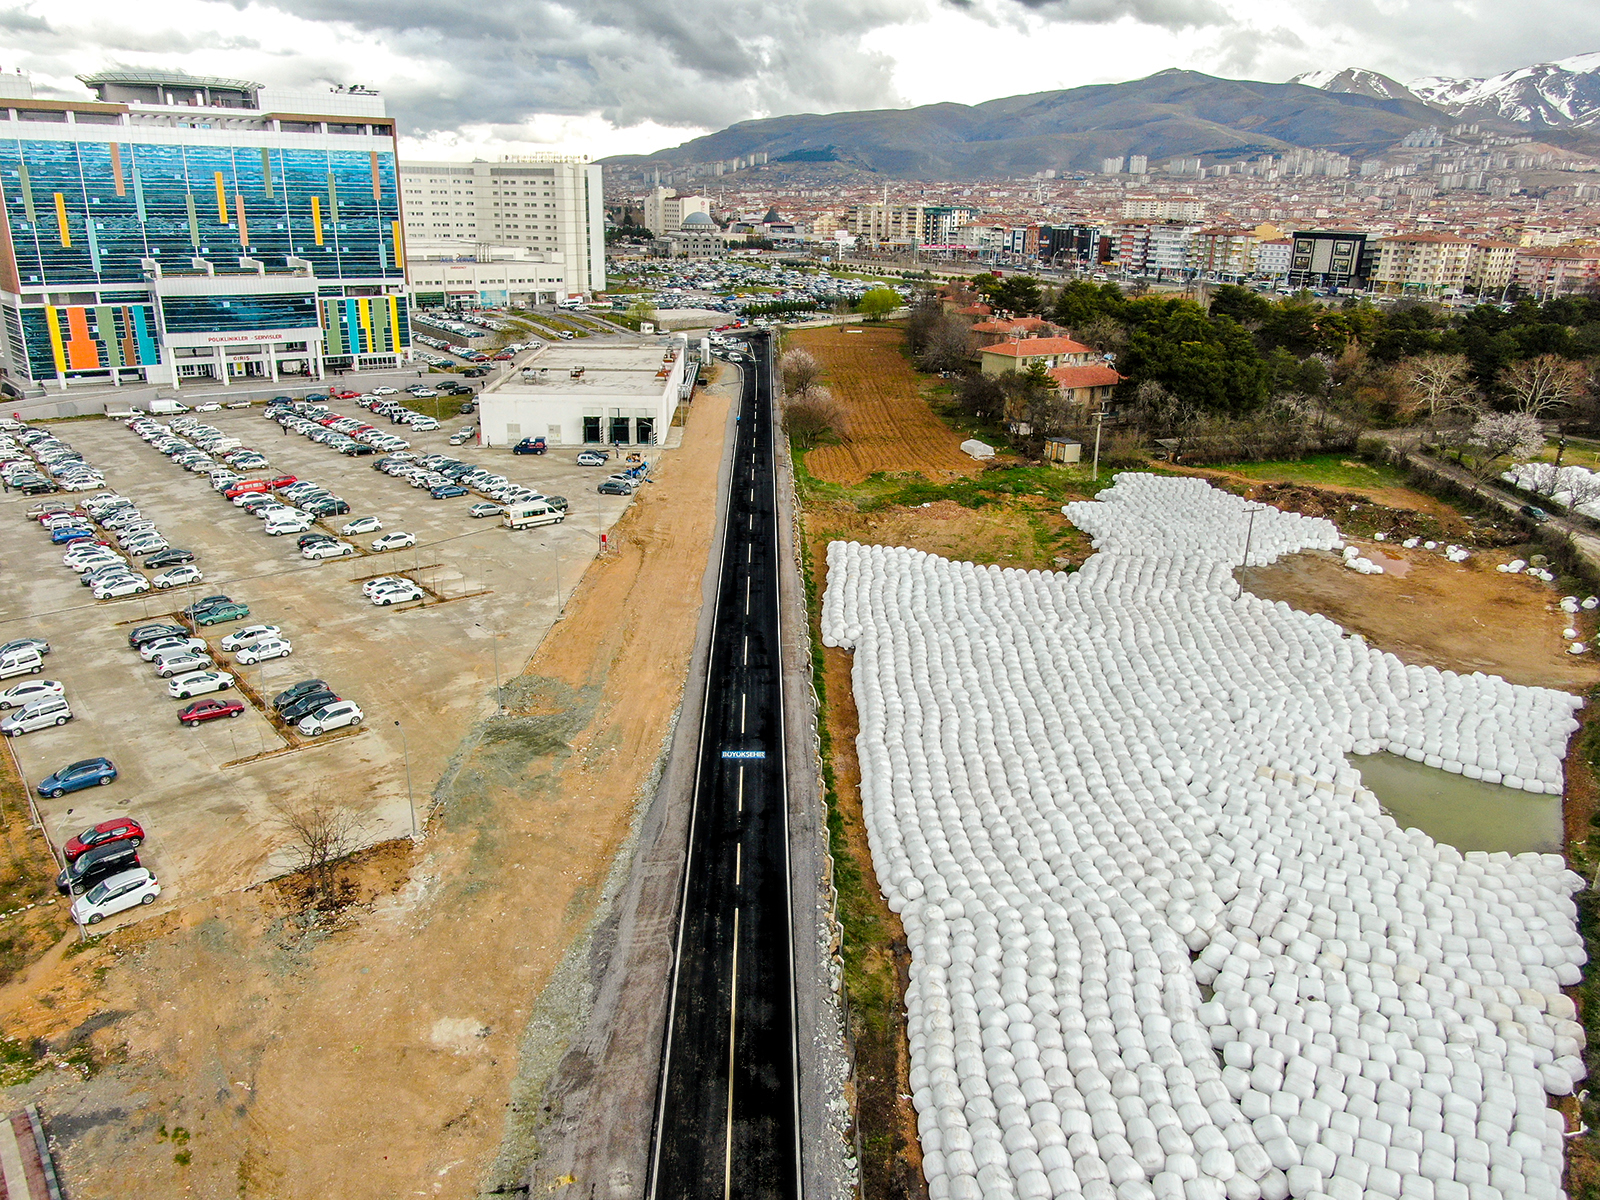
[1215,453,1412,492]
[0,1034,40,1087]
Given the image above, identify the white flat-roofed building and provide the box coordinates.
[404,240,575,307]
[478,341,686,448]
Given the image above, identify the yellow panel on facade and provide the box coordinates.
[214,172,229,224]
[52,193,69,247]
[311,195,324,246]
[358,298,373,355]
[391,221,405,268]
[42,305,66,374]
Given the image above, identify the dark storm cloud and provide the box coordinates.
[232,0,922,133]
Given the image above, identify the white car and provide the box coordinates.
[371,531,416,552]
[152,565,204,589]
[302,540,355,560]
[372,386,397,395]
[154,653,211,678]
[340,516,383,535]
[167,670,233,699]
[71,867,160,925]
[219,624,281,652]
[1,696,71,735]
[124,538,168,556]
[195,402,222,413]
[95,575,152,599]
[235,637,291,665]
[67,552,122,572]
[139,636,207,662]
[298,700,363,736]
[0,679,63,709]
[371,583,423,606]
[361,576,408,598]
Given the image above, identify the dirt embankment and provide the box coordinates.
[0,384,733,1198]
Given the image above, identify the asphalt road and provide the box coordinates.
[650,333,801,1200]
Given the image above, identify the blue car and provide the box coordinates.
[430,484,469,499]
[38,756,117,799]
[50,527,95,544]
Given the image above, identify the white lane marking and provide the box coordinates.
[738,764,744,813]
[724,905,740,1200]
[736,842,742,885]
[740,692,747,734]
[747,543,752,563]
[744,577,751,615]
[743,634,748,666]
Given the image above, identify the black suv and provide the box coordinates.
[128,622,188,649]
[280,689,339,722]
[57,840,141,895]
[273,679,330,712]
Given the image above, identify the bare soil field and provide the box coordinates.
[0,384,732,1198]
[788,325,980,485]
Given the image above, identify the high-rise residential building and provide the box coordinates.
[1127,155,1149,175]
[641,187,712,236]
[1370,233,1474,295]
[398,157,605,300]
[0,70,411,390]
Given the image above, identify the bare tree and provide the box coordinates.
[1073,315,1128,357]
[1499,354,1587,417]
[783,385,847,450]
[778,348,822,396]
[1466,410,1545,476]
[1558,469,1600,515]
[270,792,367,913]
[1399,353,1473,426]
[914,315,974,375]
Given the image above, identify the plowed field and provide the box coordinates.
[789,324,980,484]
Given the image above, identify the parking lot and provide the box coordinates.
[0,403,639,918]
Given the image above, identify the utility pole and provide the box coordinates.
[395,720,416,837]
[1091,407,1110,481]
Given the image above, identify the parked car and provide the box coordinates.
[195,601,250,627]
[58,841,142,897]
[220,625,282,652]
[183,595,234,618]
[340,516,383,535]
[272,679,329,712]
[139,636,207,662]
[63,817,144,862]
[71,867,160,925]
[177,695,245,724]
[143,548,195,568]
[168,670,235,700]
[152,564,204,590]
[371,532,416,552]
[37,756,117,798]
[0,679,63,709]
[279,689,339,722]
[468,502,502,519]
[129,623,187,649]
[371,582,423,606]
[0,638,50,659]
[154,653,211,679]
[598,480,635,496]
[95,575,152,599]
[513,437,547,455]
[298,700,364,736]
[301,540,355,561]
[1,695,72,735]
[431,484,469,500]
[576,450,608,466]
[235,638,292,665]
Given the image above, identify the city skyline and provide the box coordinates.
[0,0,1595,163]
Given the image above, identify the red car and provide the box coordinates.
[177,697,245,727]
[331,389,359,400]
[492,351,515,361]
[318,415,342,427]
[268,475,298,490]
[224,481,270,499]
[63,817,145,863]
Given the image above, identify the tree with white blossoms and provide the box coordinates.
[1468,410,1545,476]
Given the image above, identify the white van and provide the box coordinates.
[0,647,44,679]
[1,694,71,735]
[502,500,565,530]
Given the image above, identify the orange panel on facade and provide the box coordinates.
[63,307,100,371]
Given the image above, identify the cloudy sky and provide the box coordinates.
[2,0,1597,159]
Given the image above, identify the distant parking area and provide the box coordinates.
[0,400,639,924]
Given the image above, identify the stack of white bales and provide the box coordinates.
[821,473,1586,1200]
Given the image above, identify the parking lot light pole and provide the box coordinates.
[474,623,503,714]
[395,720,416,838]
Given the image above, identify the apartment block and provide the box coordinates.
[0,70,410,390]
[641,186,712,236]
[1512,245,1600,297]
[1370,233,1474,295]
[400,157,606,298]
[1188,228,1257,277]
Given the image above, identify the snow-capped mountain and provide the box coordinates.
[1295,52,1600,128]
[1289,68,1423,104]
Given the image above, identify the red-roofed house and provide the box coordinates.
[1049,364,1123,413]
[969,316,1064,348]
[979,336,1098,377]
[952,302,993,319]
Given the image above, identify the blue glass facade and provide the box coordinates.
[158,292,320,334]
[0,139,404,288]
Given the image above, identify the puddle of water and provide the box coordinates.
[1351,752,1564,855]
[1364,550,1411,577]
